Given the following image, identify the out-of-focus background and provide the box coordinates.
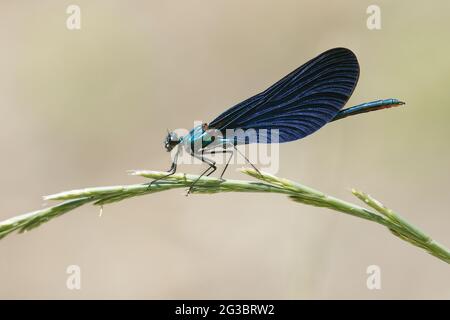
[1,0,449,299]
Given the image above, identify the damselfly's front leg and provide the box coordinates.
[146,148,180,189]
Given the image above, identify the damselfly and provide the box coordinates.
[154,48,404,193]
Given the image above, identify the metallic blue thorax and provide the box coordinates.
[181,125,227,153]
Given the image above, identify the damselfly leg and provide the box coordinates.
[231,144,262,176]
[146,149,180,189]
[186,143,263,194]
[186,153,217,195]
[202,147,234,180]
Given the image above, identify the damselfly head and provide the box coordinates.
[164,131,180,152]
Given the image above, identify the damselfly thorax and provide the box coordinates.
[181,123,225,154]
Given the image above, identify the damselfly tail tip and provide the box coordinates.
[383,99,406,110]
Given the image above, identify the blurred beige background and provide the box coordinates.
[1,0,449,299]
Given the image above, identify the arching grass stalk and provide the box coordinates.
[0,169,448,264]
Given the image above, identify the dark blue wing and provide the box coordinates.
[209,48,360,144]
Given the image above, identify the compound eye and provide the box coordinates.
[202,123,209,131]
[171,132,179,140]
